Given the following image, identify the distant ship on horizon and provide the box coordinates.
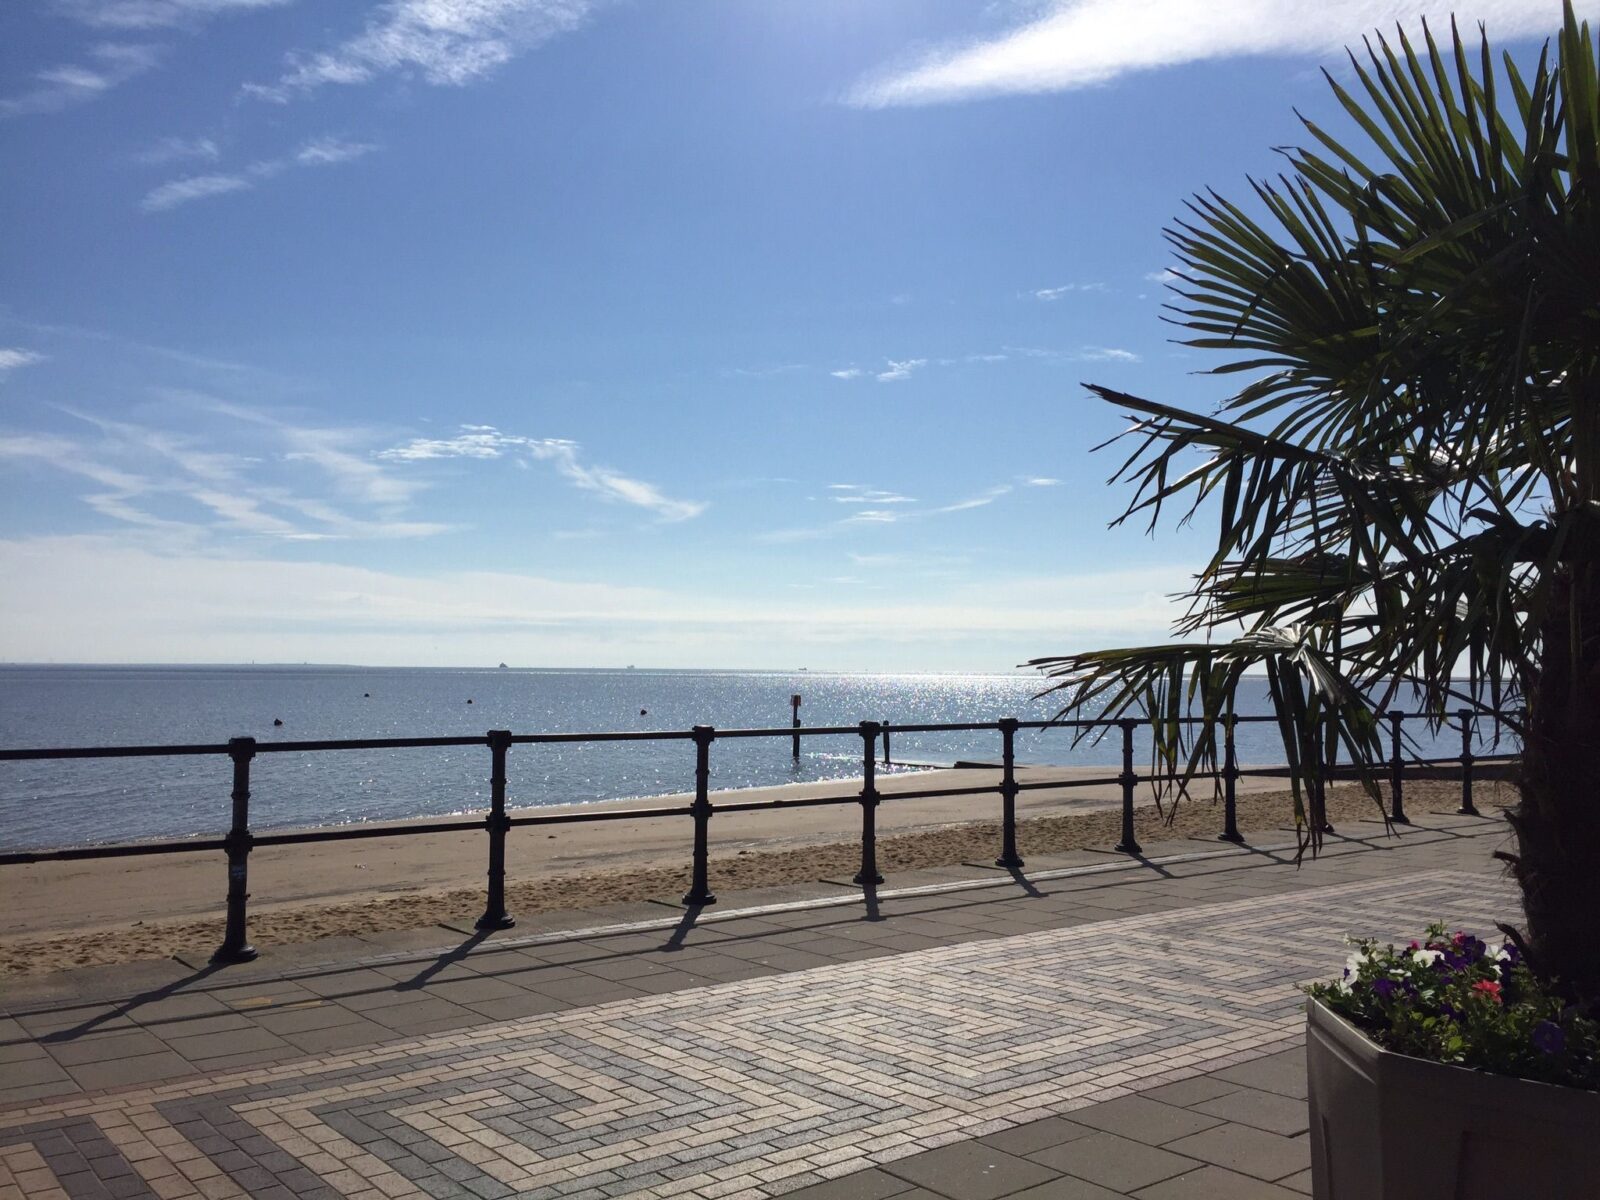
[497,662,508,669]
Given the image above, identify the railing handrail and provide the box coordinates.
[0,708,1516,965]
[0,707,1516,760]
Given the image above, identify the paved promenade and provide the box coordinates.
[1,810,1510,1200]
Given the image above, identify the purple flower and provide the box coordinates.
[1453,934,1486,961]
[1532,1021,1566,1056]
[1371,978,1399,1000]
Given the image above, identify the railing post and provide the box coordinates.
[1219,715,1243,843]
[882,721,891,767]
[212,736,258,964]
[683,725,717,906]
[1387,710,1409,823]
[854,721,883,885]
[1457,709,1478,816]
[475,730,515,930]
[1115,719,1141,855]
[995,718,1023,868]
[791,694,802,761]
[1316,713,1334,834]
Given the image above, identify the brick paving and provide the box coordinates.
[0,813,1513,1199]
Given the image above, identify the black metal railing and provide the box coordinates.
[0,710,1513,964]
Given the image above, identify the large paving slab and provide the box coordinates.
[0,857,1512,1200]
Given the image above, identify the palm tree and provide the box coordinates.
[1031,5,1600,1008]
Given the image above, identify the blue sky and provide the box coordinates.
[0,0,1580,669]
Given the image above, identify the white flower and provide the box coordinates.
[1337,950,1369,992]
[1411,948,1443,967]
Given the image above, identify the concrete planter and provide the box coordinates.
[1306,997,1600,1198]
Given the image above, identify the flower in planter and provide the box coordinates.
[1306,922,1600,1091]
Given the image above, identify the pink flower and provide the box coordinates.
[1471,980,1502,1003]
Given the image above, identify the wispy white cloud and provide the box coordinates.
[5,405,442,542]
[848,0,1571,107]
[5,319,258,375]
[721,362,807,379]
[376,426,523,461]
[833,351,1023,380]
[0,349,48,377]
[759,476,1031,542]
[141,172,254,211]
[827,484,916,505]
[1032,283,1104,301]
[295,135,379,165]
[934,484,1013,514]
[1078,346,1140,363]
[54,0,290,30]
[529,440,707,522]
[1003,344,1141,364]
[132,135,221,165]
[142,133,378,211]
[1024,476,1061,487]
[1,43,162,118]
[1144,268,1185,283]
[243,0,602,102]
[876,358,926,382]
[379,424,707,522]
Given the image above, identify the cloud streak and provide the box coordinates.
[876,358,926,382]
[142,135,378,211]
[1,43,161,118]
[379,424,708,522]
[132,135,221,164]
[243,0,603,102]
[847,1,1577,107]
[0,349,48,377]
[1,404,445,543]
[1032,283,1105,300]
[141,173,253,211]
[55,0,291,30]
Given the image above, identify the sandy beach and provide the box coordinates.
[0,767,1514,976]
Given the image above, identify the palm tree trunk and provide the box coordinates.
[1510,562,1600,1010]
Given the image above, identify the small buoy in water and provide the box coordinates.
[640,708,648,716]
[363,692,370,698]
[273,718,284,726]
[467,698,474,704]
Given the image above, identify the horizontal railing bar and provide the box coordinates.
[0,837,228,864]
[508,730,696,744]
[253,820,485,846]
[254,736,486,752]
[0,743,232,761]
[508,805,691,826]
[874,783,1005,802]
[0,711,1522,761]
[1015,775,1123,791]
[709,724,873,739]
[712,794,857,815]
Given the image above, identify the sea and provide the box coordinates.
[0,665,1503,851]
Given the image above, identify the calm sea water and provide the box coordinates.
[0,666,1489,850]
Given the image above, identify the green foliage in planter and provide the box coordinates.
[1308,923,1599,1090]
